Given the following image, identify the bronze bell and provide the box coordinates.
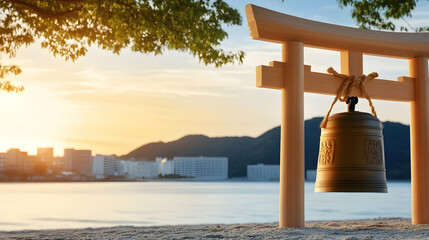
[314,97,388,193]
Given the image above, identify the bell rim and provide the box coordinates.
[314,180,388,193]
[314,186,388,193]
[314,189,388,193]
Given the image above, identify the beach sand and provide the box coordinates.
[1,218,428,239]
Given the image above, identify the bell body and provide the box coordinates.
[314,111,388,193]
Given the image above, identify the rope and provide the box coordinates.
[320,67,379,128]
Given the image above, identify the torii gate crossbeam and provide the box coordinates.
[245,4,429,228]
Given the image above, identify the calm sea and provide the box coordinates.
[0,181,411,231]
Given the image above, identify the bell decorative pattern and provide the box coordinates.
[318,140,334,165]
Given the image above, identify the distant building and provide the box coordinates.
[37,147,60,170]
[174,156,228,180]
[126,160,159,179]
[73,150,92,175]
[247,164,280,181]
[64,149,92,175]
[92,154,115,177]
[0,153,5,175]
[114,160,126,176]
[141,161,159,178]
[37,148,54,163]
[125,161,139,178]
[53,156,64,170]
[4,149,29,174]
[64,149,74,171]
[92,155,105,176]
[27,155,40,172]
[156,157,174,176]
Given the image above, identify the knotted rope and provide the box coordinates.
[320,67,379,128]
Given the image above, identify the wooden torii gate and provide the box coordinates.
[245,4,429,228]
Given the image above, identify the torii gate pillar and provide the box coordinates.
[410,57,429,224]
[279,42,305,227]
[246,4,429,228]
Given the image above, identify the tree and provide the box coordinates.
[0,0,243,90]
[337,0,429,32]
[0,0,427,92]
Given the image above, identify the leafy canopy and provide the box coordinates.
[0,0,243,91]
[337,0,429,32]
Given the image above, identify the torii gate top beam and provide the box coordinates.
[246,4,429,59]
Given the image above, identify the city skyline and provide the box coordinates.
[0,145,230,181]
[1,0,428,156]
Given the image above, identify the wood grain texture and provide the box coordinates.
[409,57,429,224]
[245,4,429,58]
[279,42,305,228]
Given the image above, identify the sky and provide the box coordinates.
[1,0,428,156]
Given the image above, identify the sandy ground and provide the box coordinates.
[0,218,428,239]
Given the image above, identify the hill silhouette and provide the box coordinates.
[125,117,411,179]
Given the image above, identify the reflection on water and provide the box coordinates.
[0,181,411,231]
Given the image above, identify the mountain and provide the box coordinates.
[125,117,411,179]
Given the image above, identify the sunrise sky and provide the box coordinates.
[1,0,428,156]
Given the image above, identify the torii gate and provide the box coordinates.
[245,5,429,228]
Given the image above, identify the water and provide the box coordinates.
[0,181,411,231]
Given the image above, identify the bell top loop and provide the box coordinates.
[346,97,358,112]
[320,68,379,128]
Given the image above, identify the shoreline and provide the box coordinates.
[1,218,428,239]
[0,178,411,183]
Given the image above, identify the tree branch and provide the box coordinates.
[8,0,82,19]
[401,17,416,31]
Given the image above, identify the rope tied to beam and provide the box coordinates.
[320,67,379,128]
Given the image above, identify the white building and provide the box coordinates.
[125,161,138,178]
[247,164,280,181]
[156,157,175,176]
[92,154,115,177]
[140,161,159,178]
[114,160,126,176]
[126,161,159,179]
[92,156,103,177]
[174,156,228,180]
